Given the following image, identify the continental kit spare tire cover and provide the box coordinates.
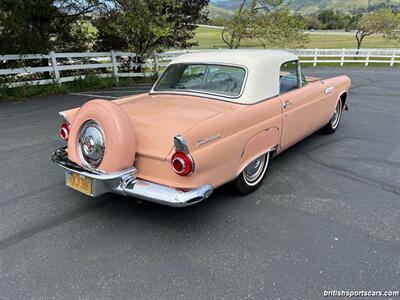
[68,100,136,173]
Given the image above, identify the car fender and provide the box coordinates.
[237,127,279,176]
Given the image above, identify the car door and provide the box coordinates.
[279,60,324,149]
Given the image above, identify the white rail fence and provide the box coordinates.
[158,48,400,67]
[295,48,400,66]
[0,51,155,88]
[1,48,399,88]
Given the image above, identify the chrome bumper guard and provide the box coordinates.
[51,147,213,207]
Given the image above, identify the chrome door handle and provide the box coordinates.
[283,100,292,109]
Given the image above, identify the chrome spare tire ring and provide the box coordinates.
[78,120,105,168]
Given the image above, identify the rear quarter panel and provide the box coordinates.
[136,96,283,189]
[315,75,351,128]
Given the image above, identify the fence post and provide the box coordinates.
[313,48,318,67]
[110,50,118,78]
[365,50,370,66]
[340,48,345,66]
[154,53,160,76]
[390,49,396,67]
[49,51,60,83]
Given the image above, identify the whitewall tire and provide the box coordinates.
[231,152,271,195]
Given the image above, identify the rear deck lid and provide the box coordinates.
[116,94,238,159]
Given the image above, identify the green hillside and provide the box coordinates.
[211,0,400,14]
[210,0,244,11]
[291,0,400,14]
[191,26,400,49]
[208,4,234,19]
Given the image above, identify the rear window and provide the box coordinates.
[153,64,246,98]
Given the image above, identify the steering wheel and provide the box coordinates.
[175,75,203,89]
[208,72,236,92]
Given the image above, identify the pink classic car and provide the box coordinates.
[52,50,351,207]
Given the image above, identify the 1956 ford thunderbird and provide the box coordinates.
[52,50,351,207]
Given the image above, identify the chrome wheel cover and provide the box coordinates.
[78,120,105,168]
[331,100,342,129]
[243,153,269,186]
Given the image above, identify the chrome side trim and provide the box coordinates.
[51,147,212,207]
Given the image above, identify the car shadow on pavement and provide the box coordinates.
[85,131,327,229]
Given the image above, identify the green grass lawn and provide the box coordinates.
[192,27,400,49]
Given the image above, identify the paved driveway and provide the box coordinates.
[0,68,399,299]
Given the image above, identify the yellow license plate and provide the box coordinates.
[66,171,93,196]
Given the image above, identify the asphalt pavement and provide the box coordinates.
[0,68,399,299]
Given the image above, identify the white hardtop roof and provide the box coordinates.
[153,49,299,104]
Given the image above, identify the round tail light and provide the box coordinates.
[171,151,194,176]
[60,122,70,141]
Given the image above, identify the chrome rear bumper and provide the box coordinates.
[51,147,213,207]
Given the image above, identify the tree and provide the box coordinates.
[317,9,353,30]
[343,14,361,31]
[303,15,321,30]
[0,0,100,54]
[221,0,309,49]
[93,0,208,57]
[221,0,257,49]
[254,6,309,49]
[355,9,400,50]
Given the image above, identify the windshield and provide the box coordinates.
[153,64,246,98]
